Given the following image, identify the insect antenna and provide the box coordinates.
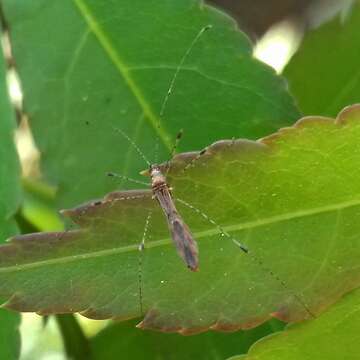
[103,123,153,189]
[111,125,151,167]
[175,197,315,319]
[107,172,149,187]
[163,129,184,176]
[159,25,212,119]
[104,25,212,172]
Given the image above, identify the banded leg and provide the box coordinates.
[165,130,184,177]
[181,138,236,175]
[107,171,150,187]
[175,197,315,319]
[138,211,152,316]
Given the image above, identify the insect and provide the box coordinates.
[106,25,315,318]
[148,164,199,270]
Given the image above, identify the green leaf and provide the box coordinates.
[230,287,360,360]
[55,314,92,360]
[2,0,300,208]
[284,3,360,117]
[1,105,360,333]
[91,318,283,360]
[21,178,64,232]
[0,28,21,360]
[0,309,21,360]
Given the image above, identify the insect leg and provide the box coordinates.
[181,146,209,174]
[155,25,212,160]
[138,211,152,316]
[107,172,150,187]
[175,197,315,319]
[164,130,184,177]
[181,137,237,175]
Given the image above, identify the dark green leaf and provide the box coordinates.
[2,0,300,208]
[284,3,360,117]
[55,314,92,360]
[0,309,21,360]
[91,318,283,360]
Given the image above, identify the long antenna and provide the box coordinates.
[111,125,151,167]
[107,172,149,187]
[155,25,212,161]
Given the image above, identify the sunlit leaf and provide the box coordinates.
[230,287,360,360]
[2,0,300,208]
[1,105,360,333]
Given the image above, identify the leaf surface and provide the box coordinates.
[0,33,21,360]
[231,287,360,360]
[284,4,360,117]
[2,0,300,208]
[1,105,360,333]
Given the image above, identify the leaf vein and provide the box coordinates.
[72,0,172,151]
[1,197,360,274]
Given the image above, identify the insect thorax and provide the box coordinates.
[150,165,168,191]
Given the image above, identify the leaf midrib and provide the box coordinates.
[1,196,360,274]
[72,0,172,151]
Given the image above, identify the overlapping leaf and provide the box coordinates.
[284,3,360,117]
[2,0,300,208]
[1,105,360,334]
[232,287,360,360]
[91,317,282,360]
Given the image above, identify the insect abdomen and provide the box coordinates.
[170,217,199,271]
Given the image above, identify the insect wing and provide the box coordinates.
[155,187,199,271]
[169,214,199,271]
